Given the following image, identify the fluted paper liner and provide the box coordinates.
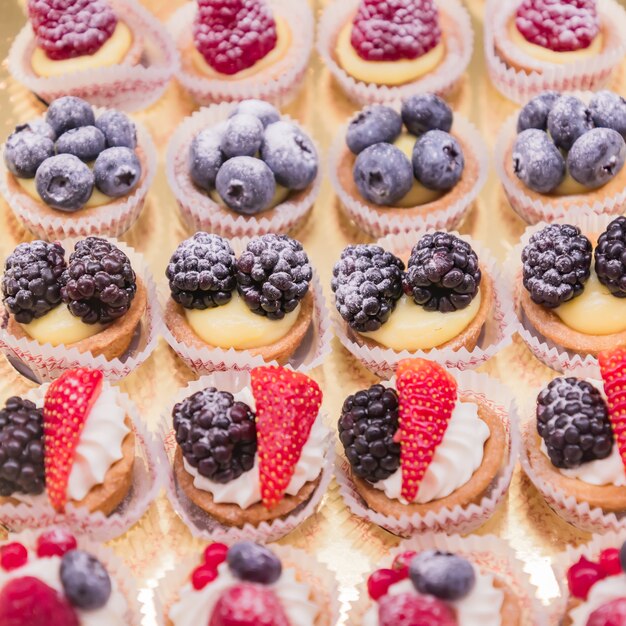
[166,103,322,238]
[7,0,178,111]
[337,370,518,536]
[0,237,161,382]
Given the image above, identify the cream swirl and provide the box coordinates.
[568,573,626,625]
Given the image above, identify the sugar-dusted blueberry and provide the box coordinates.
[95,110,137,148]
[227,542,282,585]
[512,129,565,193]
[568,128,626,189]
[56,126,106,162]
[346,105,402,154]
[14,119,56,141]
[517,91,560,132]
[215,156,275,215]
[589,91,626,139]
[409,550,476,601]
[46,96,95,136]
[4,129,54,178]
[94,147,142,198]
[221,114,264,159]
[230,100,280,128]
[35,154,94,212]
[412,130,464,191]
[401,94,453,136]
[547,95,593,152]
[60,550,112,610]
[620,541,626,574]
[189,124,226,192]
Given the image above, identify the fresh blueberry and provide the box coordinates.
[620,541,626,573]
[227,541,282,585]
[412,130,464,191]
[512,129,566,193]
[35,154,94,211]
[568,128,626,189]
[189,125,226,192]
[56,126,106,162]
[14,119,56,141]
[401,94,453,136]
[215,156,276,215]
[346,105,402,154]
[4,129,54,178]
[46,96,95,137]
[221,114,264,158]
[95,110,137,148]
[409,550,476,601]
[547,96,593,152]
[60,550,112,610]
[353,143,413,205]
[589,91,626,139]
[230,100,281,128]
[94,147,142,197]
[517,91,560,132]
[260,121,318,190]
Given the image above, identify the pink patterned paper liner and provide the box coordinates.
[167,0,313,107]
[316,0,473,106]
[333,230,516,378]
[0,237,161,382]
[484,0,626,104]
[337,369,519,536]
[0,109,157,240]
[0,383,164,542]
[7,0,179,111]
[166,103,321,238]
[328,113,488,238]
[159,370,333,544]
[152,545,340,626]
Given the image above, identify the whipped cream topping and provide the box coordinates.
[568,573,626,625]
[169,561,319,626]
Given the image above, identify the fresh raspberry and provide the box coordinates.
[351,0,441,62]
[36,528,78,558]
[27,0,118,62]
[0,576,79,626]
[193,0,278,75]
[599,348,626,473]
[204,543,229,570]
[192,564,218,590]
[567,556,606,600]
[515,0,599,53]
[587,598,626,626]
[367,568,404,601]
[599,548,623,577]
[0,543,28,571]
[209,584,290,626]
[378,592,457,626]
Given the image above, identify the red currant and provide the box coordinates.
[391,551,417,576]
[192,564,218,591]
[568,556,606,600]
[367,568,403,601]
[0,543,27,571]
[599,548,622,577]
[204,543,229,570]
[36,529,77,558]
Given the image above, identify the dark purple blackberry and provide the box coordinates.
[236,234,312,320]
[0,397,45,497]
[594,216,626,297]
[331,245,404,332]
[404,232,481,313]
[173,387,257,483]
[2,240,66,323]
[60,237,136,325]
[338,384,400,483]
[522,224,592,308]
[166,232,237,310]
[537,377,613,469]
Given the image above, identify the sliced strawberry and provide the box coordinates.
[251,366,322,509]
[395,358,457,502]
[43,368,104,512]
[599,348,626,472]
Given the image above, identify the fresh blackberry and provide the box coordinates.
[594,217,626,297]
[522,224,592,308]
[536,377,613,469]
[60,237,136,325]
[331,245,404,332]
[2,241,66,324]
[338,384,400,483]
[236,234,312,320]
[404,232,481,313]
[166,232,237,310]
[0,397,45,497]
[173,387,257,483]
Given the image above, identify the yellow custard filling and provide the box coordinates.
[361,291,481,351]
[209,184,290,212]
[20,305,103,346]
[185,291,300,350]
[551,172,592,197]
[31,21,133,78]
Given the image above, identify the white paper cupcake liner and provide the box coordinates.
[0,237,161,382]
[7,0,179,111]
[166,103,322,239]
[168,0,313,107]
[337,369,519,536]
[484,0,626,104]
[329,113,488,237]
[333,230,517,378]
[0,110,156,241]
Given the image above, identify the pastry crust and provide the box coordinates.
[561,597,582,626]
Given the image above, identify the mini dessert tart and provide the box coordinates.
[337,359,515,535]
[167,100,321,238]
[330,95,487,237]
[0,96,156,239]
[496,91,626,224]
[317,0,473,106]
[169,0,313,106]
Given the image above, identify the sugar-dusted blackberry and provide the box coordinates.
[0,397,45,497]
[173,387,257,483]
[166,232,237,310]
[236,234,312,320]
[60,237,136,324]
[331,245,404,332]
[404,232,481,313]
[522,224,592,308]
[595,216,626,297]
[338,384,400,483]
[536,377,613,469]
[2,240,66,324]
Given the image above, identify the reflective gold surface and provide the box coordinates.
[1,1,626,623]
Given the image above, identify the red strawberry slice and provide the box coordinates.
[43,368,104,512]
[395,358,457,502]
[251,366,322,509]
[599,348,626,472]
